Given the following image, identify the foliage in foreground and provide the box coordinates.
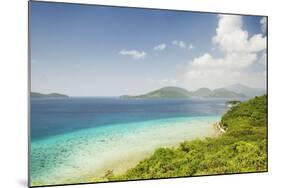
[110,95,267,181]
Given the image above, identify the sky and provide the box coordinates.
[30,1,267,97]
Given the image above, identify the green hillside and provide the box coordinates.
[122,87,191,99]
[31,92,69,99]
[191,87,212,97]
[225,84,266,97]
[210,88,246,98]
[109,95,267,180]
[121,86,246,99]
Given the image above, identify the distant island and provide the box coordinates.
[121,84,265,99]
[31,92,69,99]
[224,84,266,98]
[121,87,191,99]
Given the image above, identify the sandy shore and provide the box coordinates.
[213,122,226,137]
[86,119,225,182]
[31,116,221,186]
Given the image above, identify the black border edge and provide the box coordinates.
[28,1,269,187]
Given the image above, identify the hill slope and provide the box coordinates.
[122,86,246,99]
[31,92,69,99]
[191,87,212,97]
[122,87,191,99]
[110,95,267,180]
[224,84,266,97]
[210,88,246,98]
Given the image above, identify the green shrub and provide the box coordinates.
[112,95,267,180]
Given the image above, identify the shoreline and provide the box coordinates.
[31,95,267,186]
[87,118,225,183]
[31,116,222,186]
[213,121,226,136]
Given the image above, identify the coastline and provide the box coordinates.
[109,96,267,181]
[31,115,221,186]
[31,95,268,187]
[213,122,226,137]
[88,118,225,183]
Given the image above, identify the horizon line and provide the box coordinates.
[31,83,267,97]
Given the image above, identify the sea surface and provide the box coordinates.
[31,97,231,185]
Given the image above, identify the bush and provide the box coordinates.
[112,95,267,180]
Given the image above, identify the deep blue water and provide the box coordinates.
[31,97,230,141]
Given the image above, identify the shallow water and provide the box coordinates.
[31,98,229,185]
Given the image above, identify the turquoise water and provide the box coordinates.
[31,98,228,185]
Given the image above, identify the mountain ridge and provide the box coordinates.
[223,83,266,97]
[121,84,265,99]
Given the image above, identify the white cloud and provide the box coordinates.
[188,44,194,50]
[153,43,166,51]
[184,15,267,89]
[119,49,146,60]
[172,40,186,48]
[260,17,267,33]
[258,51,267,76]
[258,51,267,66]
[212,15,266,53]
[172,40,194,50]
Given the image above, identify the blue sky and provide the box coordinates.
[31,1,267,96]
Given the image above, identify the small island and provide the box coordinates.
[31,92,69,99]
[121,86,247,99]
[121,87,190,99]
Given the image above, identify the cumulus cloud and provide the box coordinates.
[172,40,186,48]
[153,43,166,51]
[184,15,267,89]
[119,49,146,60]
[212,15,266,53]
[260,17,267,33]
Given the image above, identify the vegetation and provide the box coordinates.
[120,86,249,99]
[210,88,245,98]
[109,95,267,181]
[191,87,212,97]
[31,92,69,99]
[225,83,266,97]
[225,100,242,107]
[121,87,191,99]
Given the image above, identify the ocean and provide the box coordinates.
[30,97,229,185]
